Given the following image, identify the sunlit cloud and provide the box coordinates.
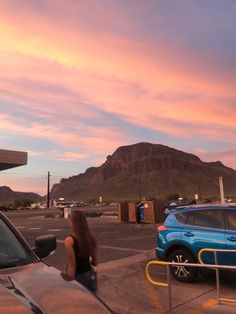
[27,150,44,157]
[0,0,236,192]
[1,8,235,140]
[49,151,88,161]
[0,114,128,153]
[27,150,88,162]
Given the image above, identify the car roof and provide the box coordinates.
[171,203,236,214]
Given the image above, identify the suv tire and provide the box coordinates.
[168,249,198,283]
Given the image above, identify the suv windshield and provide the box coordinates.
[0,218,34,269]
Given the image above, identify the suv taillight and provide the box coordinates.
[157,225,167,232]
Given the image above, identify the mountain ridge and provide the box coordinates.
[0,186,42,203]
[50,142,236,201]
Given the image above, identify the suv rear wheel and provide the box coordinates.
[168,249,198,283]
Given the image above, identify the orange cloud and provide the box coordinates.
[0,1,236,194]
[0,2,235,148]
[0,114,127,154]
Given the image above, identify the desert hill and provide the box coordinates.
[50,142,236,201]
[0,186,41,203]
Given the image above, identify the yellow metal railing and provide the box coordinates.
[145,260,168,287]
[198,248,236,305]
[146,251,236,313]
[198,247,236,265]
[198,247,216,264]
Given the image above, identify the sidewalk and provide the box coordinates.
[97,250,161,314]
[97,253,236,314]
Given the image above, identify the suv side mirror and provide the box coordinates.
[33,235,57,259]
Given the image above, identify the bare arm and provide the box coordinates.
[90,240,98,266]
[90,253,97,266]
[64,236,76,278]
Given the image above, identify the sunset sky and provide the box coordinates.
[0,0,236,195]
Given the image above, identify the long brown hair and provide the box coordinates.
[71,209,97,260]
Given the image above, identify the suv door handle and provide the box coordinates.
[227,236,236,242]
[184,232,194,237]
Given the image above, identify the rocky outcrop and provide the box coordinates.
[50,142,236,201]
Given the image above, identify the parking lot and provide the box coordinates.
[5,208,236,314]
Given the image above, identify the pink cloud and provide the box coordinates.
[0,1,235,150]
[0,1,235,195]
[27,150,88,161]
[48,151,88,161]
[0,114,128,154]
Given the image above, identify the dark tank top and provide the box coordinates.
[70,235,91,274]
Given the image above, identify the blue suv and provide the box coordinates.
[156,204,236,282]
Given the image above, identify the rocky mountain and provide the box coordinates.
[0,186,41,203]
[50,142,236,201]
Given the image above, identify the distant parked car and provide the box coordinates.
[0,205,9,212]
[0,211,112,313]
[162,199,196,213]
[156,204,236,282]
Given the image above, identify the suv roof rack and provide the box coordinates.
[172,203,236,212]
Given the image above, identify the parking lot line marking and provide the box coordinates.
[99,245,147,253]
[15,226,25,229]
[56,241,151,253]
[28,227,41,230]
[47,229,62,232]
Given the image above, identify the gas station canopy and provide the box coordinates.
[0,149,28,171]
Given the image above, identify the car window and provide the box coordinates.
[186,213,194,225]
[193,210,224,229]
[179,210,225,229]
[175,212,188,224]
[227,210,236,231]
[0,218,34,269]
[175,212,194,225]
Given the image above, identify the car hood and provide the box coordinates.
[0,263,111,314]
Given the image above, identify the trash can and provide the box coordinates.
[128,202,145,223]
[143,200,166,223]
[136,202,145,223]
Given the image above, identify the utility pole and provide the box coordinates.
[138,174,142,201]
[46,171,51,208]
[219,176,225,204]
[198,181,202,202]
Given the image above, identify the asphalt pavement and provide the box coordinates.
[4,208,236,314]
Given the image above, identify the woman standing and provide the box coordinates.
[64,209,97,292]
